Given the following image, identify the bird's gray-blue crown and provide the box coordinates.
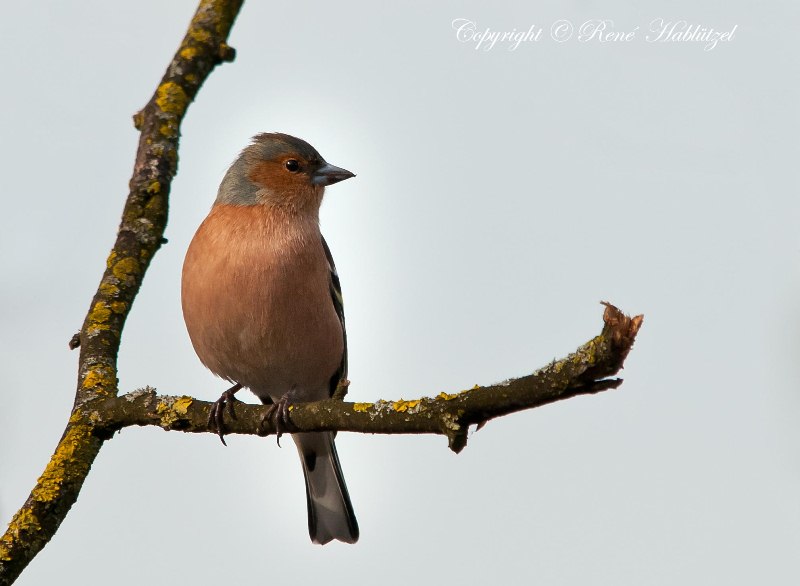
[215,133,353,207]
[250,132,323,163]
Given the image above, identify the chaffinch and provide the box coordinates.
[181,133,358,544]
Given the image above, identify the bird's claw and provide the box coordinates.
[207,383,243,446]
[261,390,299,447]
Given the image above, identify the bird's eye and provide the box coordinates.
[285,159,300,173]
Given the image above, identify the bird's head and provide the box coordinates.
[215,133,354,210]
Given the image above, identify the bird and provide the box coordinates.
[181,132,359,545]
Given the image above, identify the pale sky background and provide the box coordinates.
[2,1,799,585]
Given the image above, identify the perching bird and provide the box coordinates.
[181,133,358,544]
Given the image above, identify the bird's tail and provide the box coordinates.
[293,431,359,544]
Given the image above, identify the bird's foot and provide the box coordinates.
[262,389,300,447]
[332,378,351,401]
[207,383,243,446]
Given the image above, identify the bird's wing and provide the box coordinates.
[321,235,347,394]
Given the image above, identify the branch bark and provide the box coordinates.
[0,2,244,584]
[100,302,642,454]
[0,1,644,584]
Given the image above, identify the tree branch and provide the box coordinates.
[0,2,244,584]
[99,302,643,454]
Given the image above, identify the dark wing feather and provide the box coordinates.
[321,235,347,396]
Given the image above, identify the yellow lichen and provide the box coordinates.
[31,422,93,503]
[172,396,193,416]
[1,506,39,559]
[86,302,112,334]
[145,194,164,214]
[180,46,199,60]
[99,281,120,297]
[112,257,139,281]
[145,180,161,194]
[81,367,116,394]
[157,396,193,427]
[159,120,178,139]
[580,337,601,365]
[189,28,211,43]
[353,403,372,413]
[109,301,127,314]
[393,399,420,412]
[155,82,188,115]
[5,507,36,539]
[437,392,459,401]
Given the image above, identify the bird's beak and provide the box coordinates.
[312,163,355,186]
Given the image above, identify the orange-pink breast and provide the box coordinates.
[181,204,343,402]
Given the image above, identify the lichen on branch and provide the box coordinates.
[0,2,245,584]
[99,303,643,454]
